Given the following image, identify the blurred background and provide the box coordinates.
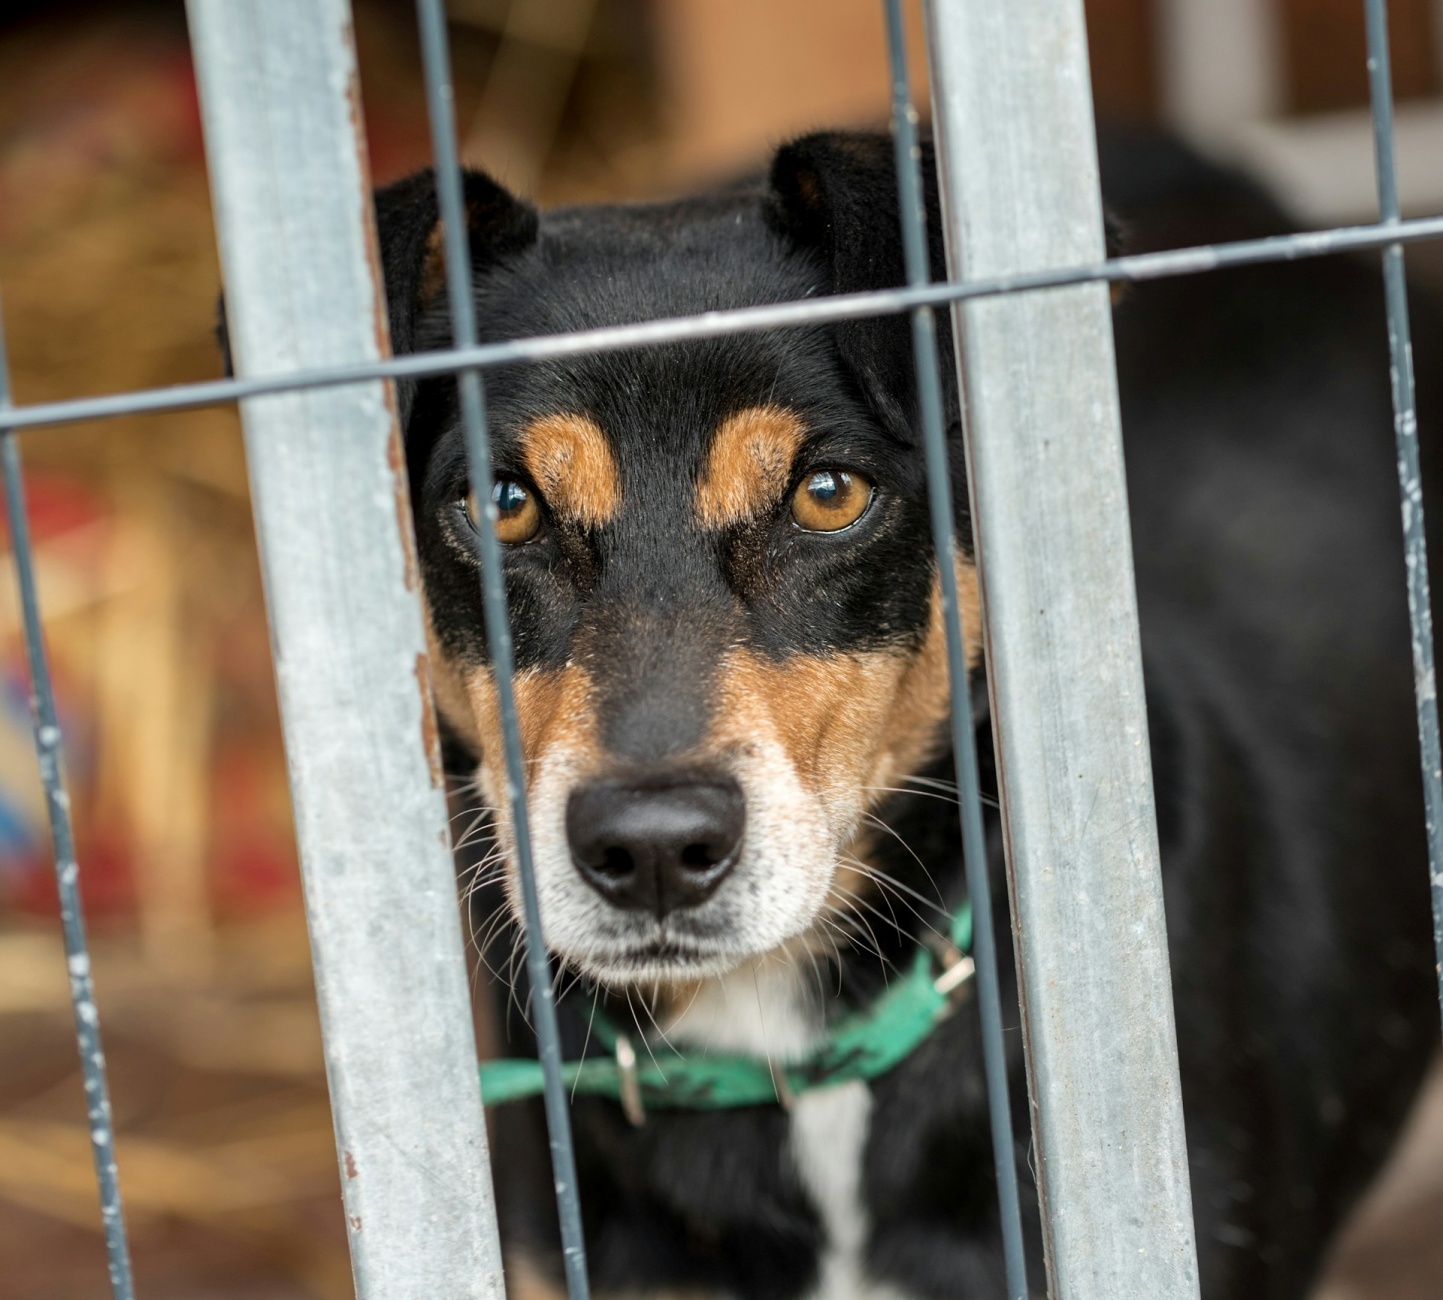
[1,0,1442,1296]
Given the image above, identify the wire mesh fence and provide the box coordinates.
[0,1,1439,1298]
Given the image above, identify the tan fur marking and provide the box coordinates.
[831,559,982,916]
[520,413,621,528]
[869,558,982,791]
[422,595,481,756]
[711,557,981,800]
[694,406,807,529]
[465,661,600,783]
[715,651,900,797]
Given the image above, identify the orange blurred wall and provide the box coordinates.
[650,0,929,183]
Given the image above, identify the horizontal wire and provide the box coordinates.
[1,212,1441,435]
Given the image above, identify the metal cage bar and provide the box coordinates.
[412,2,592,1296]
[880,4,1028,1296]
[186,3,505,1296]
[1364,0,1443,1025]
[3,212,1442,437]
[923,3,1201,1298]
[0,307,137,1299]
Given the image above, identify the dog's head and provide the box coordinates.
[384,133,979,986]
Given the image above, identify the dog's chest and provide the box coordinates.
[790,1080,876,1300]
[668,964,900,1300]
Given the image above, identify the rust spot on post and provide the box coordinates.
[388,428,422,592]
[343,12,389,365]
[344,1151,358,1179]
[343,12,423,597]
[416,653,445,789]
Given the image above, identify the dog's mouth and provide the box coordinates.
[538,830,837,986]
[575,935,756,985]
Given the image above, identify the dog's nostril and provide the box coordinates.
[566,773,745,918]
[599,846,636,877]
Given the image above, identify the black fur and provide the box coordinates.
[376,131,1440,1300]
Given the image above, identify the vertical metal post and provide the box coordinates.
[922,4,1201,1299]
[187,4,504,1297]
[1363,0,1443,1025]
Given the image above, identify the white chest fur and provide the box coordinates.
[791,1079,876,1300]
[665,962,897,1300]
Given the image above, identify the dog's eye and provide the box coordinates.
[791,469,873,533]
[464,478,542,545]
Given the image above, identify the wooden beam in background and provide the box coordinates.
[1280,0,1438,111]
[1085,0,1160,123]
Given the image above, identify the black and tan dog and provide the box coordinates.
[370,132,1442,1300]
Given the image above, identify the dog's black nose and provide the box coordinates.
[566,775,745,917]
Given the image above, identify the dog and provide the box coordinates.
[365,130,1442,1300]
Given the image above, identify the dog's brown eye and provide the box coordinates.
[791,469,873,533]
[465,478,542,545]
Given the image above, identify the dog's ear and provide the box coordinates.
[374,166,539,427]
[766,131,953,442]
[211,168,537,421]
[767,132,1129,433]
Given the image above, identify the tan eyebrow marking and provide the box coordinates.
[695,406,807,529]
[518,413,622,528]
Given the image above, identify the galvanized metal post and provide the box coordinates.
[187,4,505,1297]
[922,4,1201,1299]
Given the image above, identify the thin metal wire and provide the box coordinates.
[0,298,135,1299]
[1,215,1442,437]
[881,3,1028,1296]
[1364,0,1443,1022]
[413,4,591,1298]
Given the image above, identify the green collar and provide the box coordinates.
[479,901,973,1118]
